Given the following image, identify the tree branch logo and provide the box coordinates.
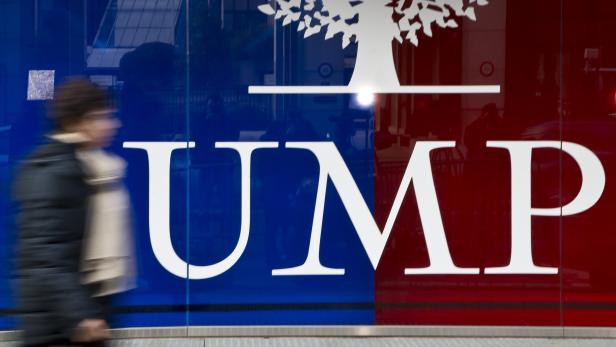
[249,0,499,94]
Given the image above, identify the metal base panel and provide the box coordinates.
[2,326,616,341]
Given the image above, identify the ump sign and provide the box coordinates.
[125,140,604,278]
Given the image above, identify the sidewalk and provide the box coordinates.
[3,338,616,347]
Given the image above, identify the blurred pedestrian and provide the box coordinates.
[13,78,134,347]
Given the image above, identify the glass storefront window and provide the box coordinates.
[0,0,614,331]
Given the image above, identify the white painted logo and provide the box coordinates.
[250,0,498,94]
[124,141,605,279]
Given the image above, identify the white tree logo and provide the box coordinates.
[250,0,499,94]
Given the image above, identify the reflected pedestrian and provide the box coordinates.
[14,78,134,347]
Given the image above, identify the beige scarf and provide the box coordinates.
[79,149,136,296]
[51,133,136,297]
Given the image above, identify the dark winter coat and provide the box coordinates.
[13,139,103,345]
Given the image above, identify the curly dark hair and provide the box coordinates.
[49,77,110,130]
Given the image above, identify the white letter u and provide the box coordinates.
[124,141,278,279]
